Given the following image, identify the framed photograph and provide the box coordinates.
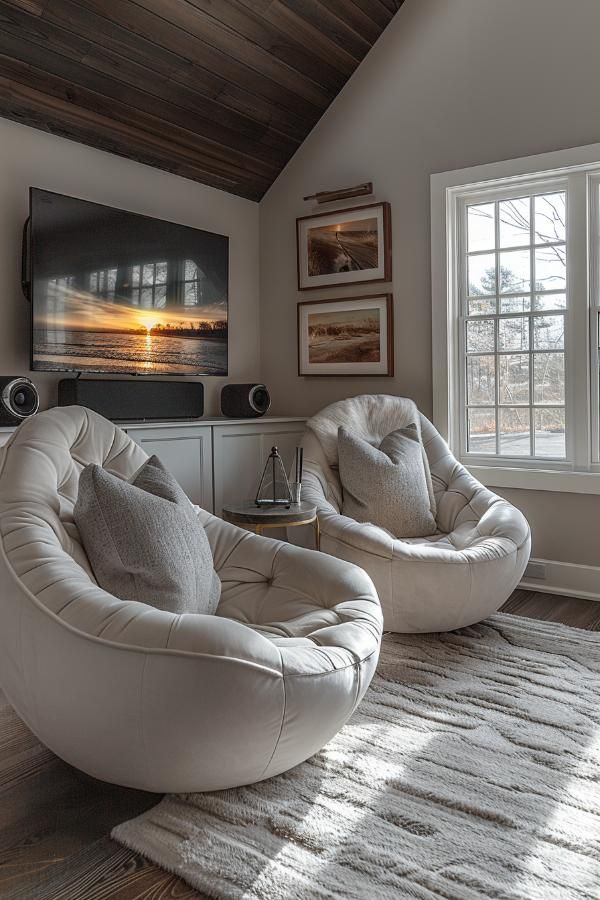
[296,202,391,291]
[298,293,394,377]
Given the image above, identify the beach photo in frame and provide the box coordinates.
[297,293,394,376]
[296,202,391,291]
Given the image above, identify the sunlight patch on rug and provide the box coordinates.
[112,615,600,899]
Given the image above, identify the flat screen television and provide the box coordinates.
[27,188,229,376]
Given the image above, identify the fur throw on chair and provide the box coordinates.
[305,394,436,517]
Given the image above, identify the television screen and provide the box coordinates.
[29,189,228,375]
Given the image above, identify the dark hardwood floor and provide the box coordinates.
[501,589,600,630]
[1,589,598,899]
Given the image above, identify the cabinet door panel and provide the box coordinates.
[126,426,213,512]
[213,422,305,515]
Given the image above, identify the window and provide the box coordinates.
[130,262,168,308]
[88,268,117,301]
[46,275,76,322]
[182,259,204,307]
[84,260,210,310]
[431,143,600,492]
[463,188,567,461]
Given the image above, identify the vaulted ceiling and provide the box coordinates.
[0,1,402,201]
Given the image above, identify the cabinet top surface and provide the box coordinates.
[124,416,307,429]
[0,415,307,434]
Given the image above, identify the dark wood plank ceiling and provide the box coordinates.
[0,0,402,201]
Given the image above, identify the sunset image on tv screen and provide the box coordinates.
[30,190,229,376]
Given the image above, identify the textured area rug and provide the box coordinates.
[112,615,600,899]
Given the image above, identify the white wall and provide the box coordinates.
[259,0,600,568]
[0,117,260,416]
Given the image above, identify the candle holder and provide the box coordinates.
[255,446,293,507]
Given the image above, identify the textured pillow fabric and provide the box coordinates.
[338,425,437,538]
[74,455,221,615]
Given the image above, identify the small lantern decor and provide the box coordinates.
[255,446,293,507]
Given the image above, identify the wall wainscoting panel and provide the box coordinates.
[521,558,600,601]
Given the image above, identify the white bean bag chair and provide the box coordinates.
[0,406,382,793]
[295,395,530,634]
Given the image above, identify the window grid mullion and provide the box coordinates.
[468,239,565,256]
[494,199,500,455]
[589,179,600,463]
[467,308,567,320]
[459,200,467,459]
[529,194,535,457]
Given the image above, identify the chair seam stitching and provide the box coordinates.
[138,653,151,788]
[258,647,286,781]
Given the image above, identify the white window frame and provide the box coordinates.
[588,173,600,465]
[431,142,600,495]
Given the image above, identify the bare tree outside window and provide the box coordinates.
[464,192,566,459]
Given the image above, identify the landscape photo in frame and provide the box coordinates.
[297,294,394,376]
[296,202,392,290]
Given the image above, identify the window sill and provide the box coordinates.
[466,464,600,495]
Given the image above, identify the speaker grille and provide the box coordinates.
[58,379,204,421]
[0,377,39,426]
[221,383,270,418]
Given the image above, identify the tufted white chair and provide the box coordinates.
[295,396,531,634]
[0,406,382,793]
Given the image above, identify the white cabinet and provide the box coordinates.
[1,416,307,518]
[124,417,306,516]
[126,424,213,512]
[213,420,306,514]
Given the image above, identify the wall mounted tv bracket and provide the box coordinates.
[21,217,31,301]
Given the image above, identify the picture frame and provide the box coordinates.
[296,202,392,291]
[297,293,394,377]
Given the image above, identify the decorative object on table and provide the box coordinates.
[0,405,379,792]
[296,201,391,290]
[298,294,394,377]
[220,383,271,418]
[254,446,292,507]
[303,181,373,204]
[290,446,303,503]
[112,616,600,900]
[291,394,530,633]
[222,500,320,549]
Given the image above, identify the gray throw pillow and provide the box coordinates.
[74,455,221,615]
[338,425,437,538]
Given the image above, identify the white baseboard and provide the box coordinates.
[520,557,600,601]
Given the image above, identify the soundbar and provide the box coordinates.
[58,379,204,421]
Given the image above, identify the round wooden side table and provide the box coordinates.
[222,500,320,550]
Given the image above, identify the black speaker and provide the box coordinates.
[58,379,204,421]
[221,383,271,418]
[0,376,40,426]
